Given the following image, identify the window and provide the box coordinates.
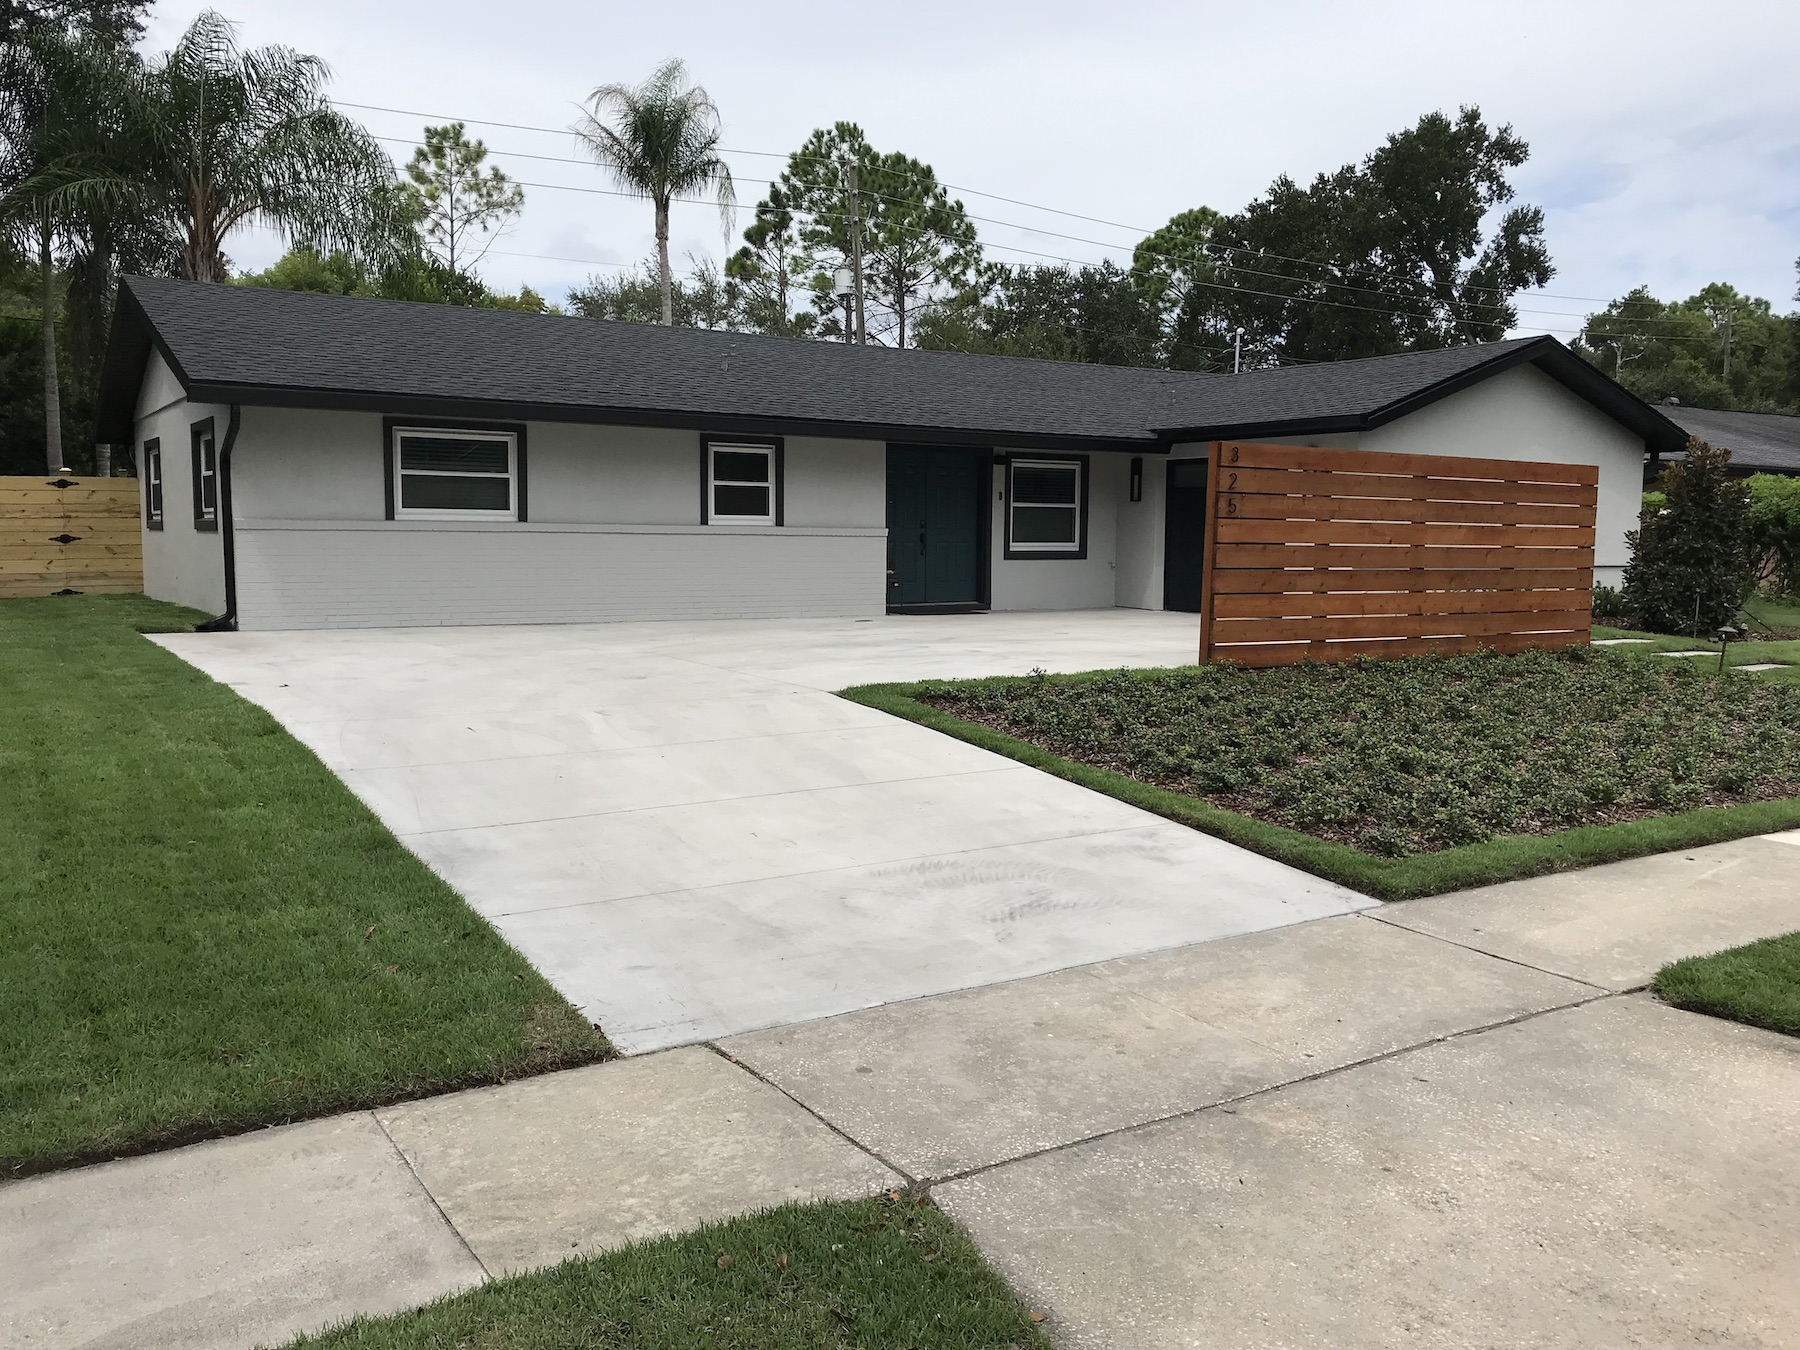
[704,440,779,525]
[391,427,518,518]
[1006,456,1085,556]
[143,438,163,529]
[191,418,218,530]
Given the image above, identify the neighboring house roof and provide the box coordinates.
[97,276,1687,454]
[1653,403,1800,474]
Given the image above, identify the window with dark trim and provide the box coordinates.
[144,437,163,529]
[1005,455,1086,557]
[391,426,519,518]
[190,418,218,530]
[703,438,781,525]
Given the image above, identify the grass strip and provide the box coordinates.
[841,676,1800,901]
[284,1193,1053,1350]
[0,595,609,1177]
[1655,932,1800,1037]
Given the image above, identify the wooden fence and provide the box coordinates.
[1197,442,1596,666]
[0,476,143,598]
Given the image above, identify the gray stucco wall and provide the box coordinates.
[1136,365,1645,604]
[227,406,887,629]
[989,452,1131,612]
[1355,364,1642,586]
[136,352,226,615]
[1115,453,1166,610]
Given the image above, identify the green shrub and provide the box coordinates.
[1747,473,1800,595]
[1623,439,1754,635]
[1592,583,1629,621]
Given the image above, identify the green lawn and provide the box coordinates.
[1594,593,1800,683]
[844,644,1800,901]
[0,595,608,1177]
[1656,933,1800,1037]
[284,1194,1052,1350]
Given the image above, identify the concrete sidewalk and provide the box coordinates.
[4,834,1797,1349]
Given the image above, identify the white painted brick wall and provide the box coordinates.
[234,522,887,630]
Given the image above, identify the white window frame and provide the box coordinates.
[192,420,218,528]
[392,426,519,521]
[706,442,776,526]
[1006,457,1084,554]
[144,438,163,527]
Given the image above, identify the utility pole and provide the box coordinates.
[846,163,866,346]
[1720,308,1734,382]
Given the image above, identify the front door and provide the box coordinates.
[887,446,985,610]
[1163,458,1210,612]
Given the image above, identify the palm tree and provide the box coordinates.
[572,58,735,326]
[133,10,400,282]
[0,24,153,471]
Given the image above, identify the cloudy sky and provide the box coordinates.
[143,0,1800,338]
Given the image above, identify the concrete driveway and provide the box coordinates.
[155,610,1369,1051]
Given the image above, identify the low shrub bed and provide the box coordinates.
[845,646,1800,899]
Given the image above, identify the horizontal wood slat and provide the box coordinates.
[1219,494,1595,527]
[1208,565,1594,595]
[1215,518,1595,548]
[0,476,143,598]
[1213,630,1580,668]
[1215,441,1599,486]
[1213,607,1592,645]
[1198,444,1596,666]
[1217,543,1591,570]
[1212,587,1593,620]
[1215,465,1599,507]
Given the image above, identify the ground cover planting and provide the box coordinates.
[283,1193,1053,1350]
[0,595,609,1176]
[845,644,1800,899]
[1655,932,1800,1037]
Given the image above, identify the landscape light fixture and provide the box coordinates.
[833,267,855,343]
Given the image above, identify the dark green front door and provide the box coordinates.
[887,446,984,609]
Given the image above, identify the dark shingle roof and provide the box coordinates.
[1656,404,1800,473]
[98,276,1686,453]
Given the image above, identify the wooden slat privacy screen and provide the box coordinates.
[1197,442,1596,667]
[0,476,143,598]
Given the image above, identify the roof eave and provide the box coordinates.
[1152,337,1689,456]
[178,380,1157,454]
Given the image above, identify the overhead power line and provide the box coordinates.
[338,98,1628,312]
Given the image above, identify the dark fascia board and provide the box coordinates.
[1153,338,1689,456]
[96,283,196,443]
[176,380,1158,455]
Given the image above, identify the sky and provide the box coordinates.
[141,0,1800,341]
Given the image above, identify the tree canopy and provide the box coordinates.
[402,122,523,278]
[726,122,978,347]
[1575,282,1799,413]
[571,58,734,326]
[1185,108,1552,366]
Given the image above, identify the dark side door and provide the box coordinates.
[887,446,986,610]
[1163,457,1210,612]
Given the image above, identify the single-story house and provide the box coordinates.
[96,276,1686,631]
[1647,400,1800,480]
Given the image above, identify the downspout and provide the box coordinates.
[195,403,241,632]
